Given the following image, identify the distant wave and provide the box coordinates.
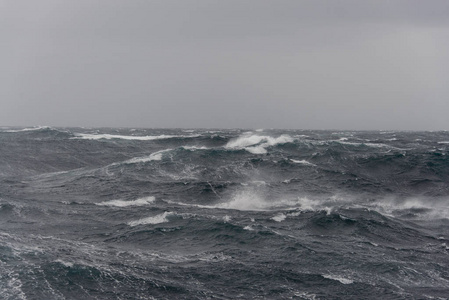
[2,126,52,133]
[72,133,200,141]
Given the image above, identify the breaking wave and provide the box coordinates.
[96,196,155,207]
[128,211,174,226]
[73,133,200,141]
[225,133,295,154]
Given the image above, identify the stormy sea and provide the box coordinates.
[1,127,449,300]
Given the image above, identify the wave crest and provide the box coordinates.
[128,212,173,226]
[73,133,199,141]
[225,134,295,154]
[96,196,155,207]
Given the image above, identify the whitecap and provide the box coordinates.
[271,213,287,222]
[73,133,200,141]
[164,193,342,213]
[225,134,295,154]
[128,212,172,226]
[249,181,267,186]
[125,149,172,163]
[3,126,51,133]
[181,146,209,151]
[214,190,269,211]
[322,274,353,284]
[290,159,316,166]
[96,196,155,207]
[371,197,449,219]
[55,259,74,268]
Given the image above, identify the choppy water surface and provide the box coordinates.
[1,127,449,299]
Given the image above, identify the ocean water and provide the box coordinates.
[1,127,449,299]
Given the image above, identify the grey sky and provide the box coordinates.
[2,0,449,130]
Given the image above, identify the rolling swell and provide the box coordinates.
[1,128,449,299]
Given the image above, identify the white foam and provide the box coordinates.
[128,212,172,226]
[271,213,287,222]
[290,159,316,166]
[214,190,269,211]
[225,134,295,154]
[181,146,209,151]
[293,292,317,300]
[249,181,267,186]
[322,274,353,284]
[3,126,50,133]
[125,149,172,163]
[55,259,74,267]
[336,140,409,151]
[96,196,155,207]
[197,252,231,262]
[5,275,27,300]
[164,192,346,213]
[206,192,319,212]
[372,197,449,219]
[438,141,449,144]
[73,133,199,141]
[165,191,270,211]
[243,225,254,231]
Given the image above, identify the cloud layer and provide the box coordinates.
[2,1,449,129]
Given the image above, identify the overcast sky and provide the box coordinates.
[2,0,449,130]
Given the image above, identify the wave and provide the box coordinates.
[2,126,51,133]
[271,213,287,222]
[110,146,210,167]
[225,133,295,154]
[72,133,200,141]
[290,159,316,166]
[96,196,155,207]
[322,274,353,285]
[181,146,210,151]
[128,211,173,226]
[335,140,409,151]
[369,197,449,220]
[162,188,449,220]
[166,189,334,212]
[125,149,173,164]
